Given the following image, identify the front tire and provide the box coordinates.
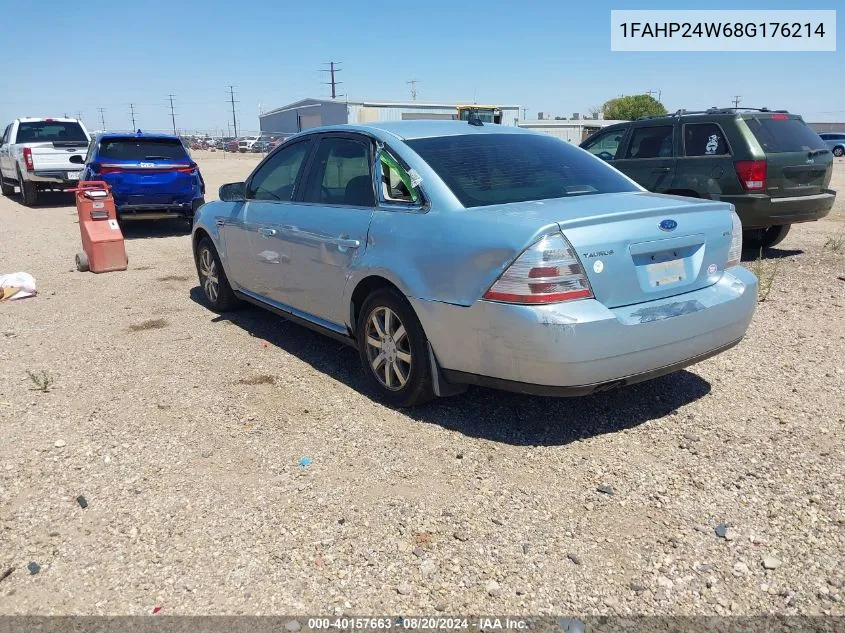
[743,224,791,250]
[194,237,240,312]
[357,288,435,407]
[834,146,844,157]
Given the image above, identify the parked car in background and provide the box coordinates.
[818,132,845,157]
[251,139,270,153]
[0,117,90,206]
[216,139,226,150]
[238,137,259,152]
[267,137,287,150]
[192,121,757,406]
[75,132,205,223]
[226,139,240,153]
[581,108,836,249]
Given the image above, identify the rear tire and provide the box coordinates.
[356,288,435,407]
[0,175,13,197]
[194,236,240,312]
[75,251,89,272]
[834,146,844,157]
[743,224,791,250]
[19,172,38,207]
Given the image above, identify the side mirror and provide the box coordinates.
[219,182,246,202]
[69,154,84,165]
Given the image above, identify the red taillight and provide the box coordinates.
[98,166,123,174]
[174,164,198,174]
[483,233,594,304]
[23,147,34,171]
[735,160,767,191]
[771,113,788,120]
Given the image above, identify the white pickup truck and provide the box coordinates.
[0,118,91,206]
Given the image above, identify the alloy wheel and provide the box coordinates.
[365,306,412,391]
[198,247,219,303]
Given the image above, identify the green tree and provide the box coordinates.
[602,94,667,121]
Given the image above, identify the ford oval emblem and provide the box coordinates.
[659,219,678,232]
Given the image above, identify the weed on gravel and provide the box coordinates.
[824,234,844,253]
[750,251,780,302]
[157,274,191,282]
[237,374,276,385]
[128,318,168,332]
[25,370,54,392]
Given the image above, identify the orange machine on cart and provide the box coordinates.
[69,181,127,273]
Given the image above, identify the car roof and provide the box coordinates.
[97,132,182,141]
[297,120,531,141]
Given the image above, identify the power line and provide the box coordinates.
[321,62,342,99]
[98,108,107,131]
[406,79,419,101]
[129,103,137,130]
[227,86,239,138]
[167,95,177,135]
[646,89,662,103]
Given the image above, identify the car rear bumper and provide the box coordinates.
[116,198,200,219]
[721,190,835,229]
[413,266,757,395]
[28,170,81,185]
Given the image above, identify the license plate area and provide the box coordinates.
[645,257,686,288]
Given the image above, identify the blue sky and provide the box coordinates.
[2,0,841,134]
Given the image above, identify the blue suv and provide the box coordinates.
[73,132,205,221]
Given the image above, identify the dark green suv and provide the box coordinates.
[580,108,836,249]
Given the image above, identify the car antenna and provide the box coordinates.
[467,108,484,127]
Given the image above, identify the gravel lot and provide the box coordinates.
[1,151,842,617]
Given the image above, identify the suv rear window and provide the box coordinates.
[98,138,188,161]
[405,134,637,208]
[745,116,826,153]
[16,121,87,144]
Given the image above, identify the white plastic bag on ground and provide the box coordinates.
[0,272,37,300]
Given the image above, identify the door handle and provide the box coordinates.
[335,237,360,250]
[258,227,277,238]
[652,167,671,173]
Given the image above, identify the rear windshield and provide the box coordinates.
[98,138,188,161]
[16,121,87,143]
[745,116,826,153]
[405,133,638,208]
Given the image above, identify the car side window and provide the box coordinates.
[0,125,9,145]
[624,126,674,159]
[582,128,626,161]
[378,149,421,204]
[247,140,310,201]
[684,123,729,156]
[301,137,374,207]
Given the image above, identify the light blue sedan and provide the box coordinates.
[818,132,845,157]
[192,121,757,406]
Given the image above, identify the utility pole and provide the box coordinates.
[75,111,83,122]
[646,89,662,103]
[732,95,741,108]
[129,103,137,130]
[98,108,107,131]
[406,79,419,101]
[168,95,177,135]
[521,106,529,119]
[228,86,239,138]
[322,62,342,99]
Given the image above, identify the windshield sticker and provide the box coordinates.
[408,169,423,188]
[705,134,720,154]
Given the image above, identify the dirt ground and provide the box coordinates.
[0,150,842,616]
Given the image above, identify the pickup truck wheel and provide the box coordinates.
[194,237,240,312]
[0,176,14,197]
[357,288,435,407]
[743,224,791,250]
[19,175,38,207]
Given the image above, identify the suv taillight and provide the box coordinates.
[735,160,767,191]
[23,147,34,171]
[483,232,593,304]
[726,210,743,268]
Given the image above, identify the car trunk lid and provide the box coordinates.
[27,142,87,170]
[742,114,833,198]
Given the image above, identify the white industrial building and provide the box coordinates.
[517,118,628,143]
[259,98,521,136]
